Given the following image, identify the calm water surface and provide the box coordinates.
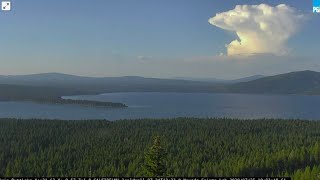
[0,93,319,120]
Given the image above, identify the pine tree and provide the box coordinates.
[5,162,12,177]
[144,135,167,177]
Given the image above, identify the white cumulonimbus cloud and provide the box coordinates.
[208,4,304,56]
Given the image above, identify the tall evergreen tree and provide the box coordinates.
[144,135,167,177]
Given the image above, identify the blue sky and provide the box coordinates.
[0,0,319,79]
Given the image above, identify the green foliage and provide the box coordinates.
[144,135,167,176]
[1,118,320,178]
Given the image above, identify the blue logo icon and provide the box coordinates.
[314,0,320,13]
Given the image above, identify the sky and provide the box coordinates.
[0,0,319,79]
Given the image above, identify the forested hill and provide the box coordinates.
[0,118,320,178]
[225,70,320,94]
[0,84,81,100]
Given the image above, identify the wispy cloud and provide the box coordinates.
[137,56,153,61]
[209,4,305,56]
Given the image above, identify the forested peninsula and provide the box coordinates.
[32,98,127,108]
[0,84,127,108]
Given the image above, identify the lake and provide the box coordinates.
[0,92,319,120]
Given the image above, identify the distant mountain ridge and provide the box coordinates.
[1,70,320,95]
[228,75,265,83]
[173,75,265,83]
[0,73,200,83]
[0,73,218,93]
[0,72,265,86]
